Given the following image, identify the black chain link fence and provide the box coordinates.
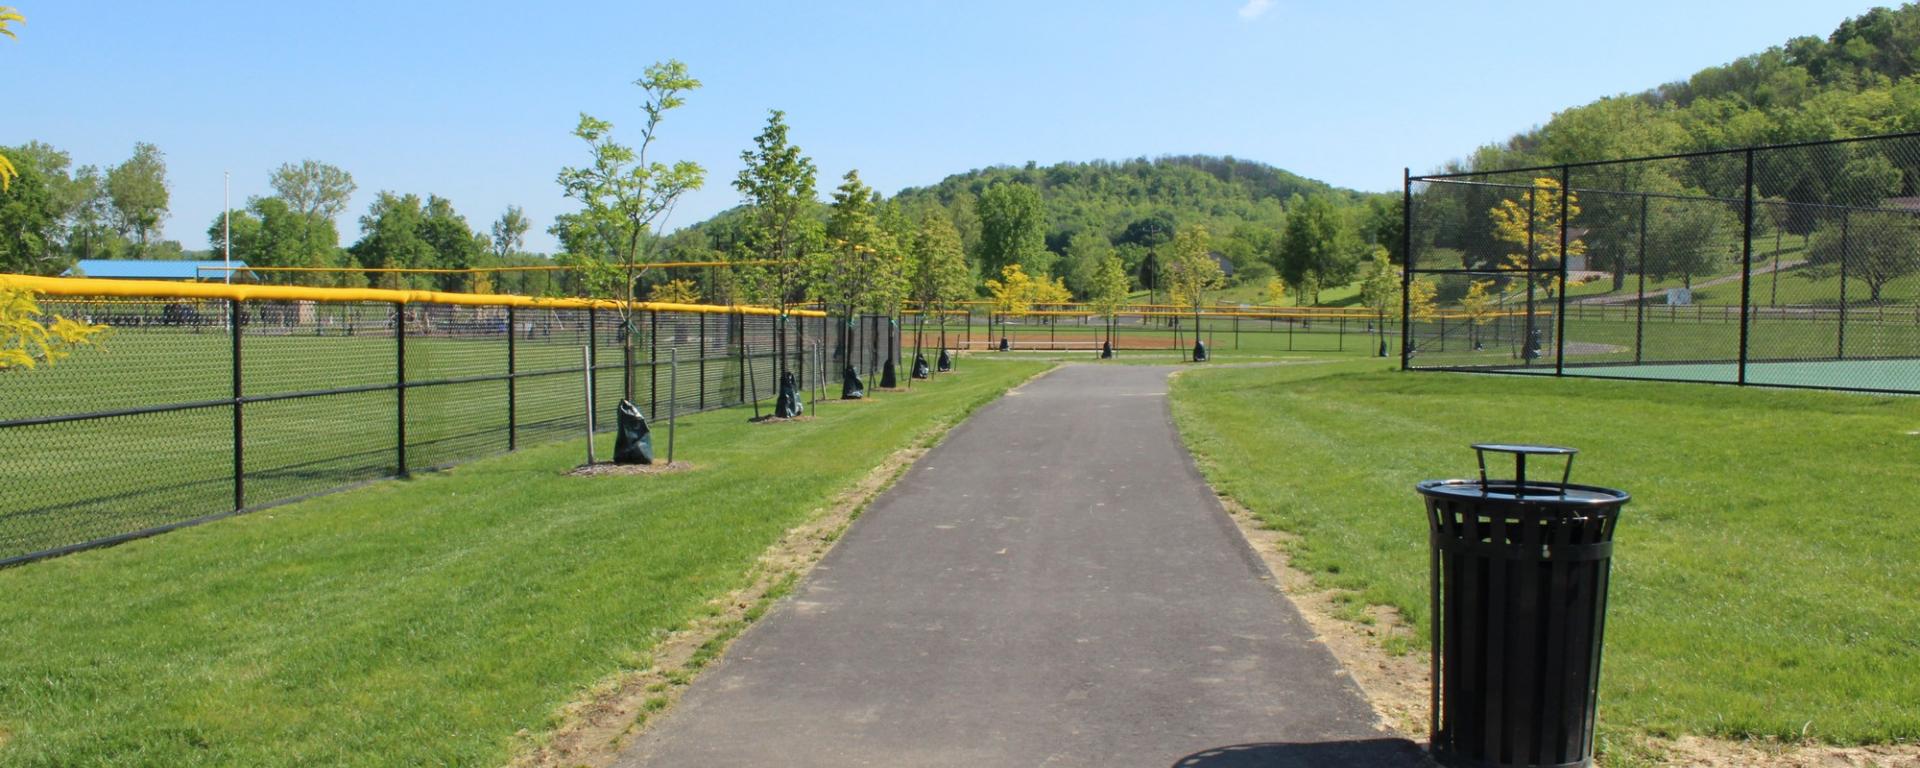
[1404,132,1920,394]
[0,295,897,566]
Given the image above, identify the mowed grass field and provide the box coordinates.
[0,357,1047,767]
[1170,359,1920,745]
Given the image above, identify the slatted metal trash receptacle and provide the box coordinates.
[1418,444,1628,768]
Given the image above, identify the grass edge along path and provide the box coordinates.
[0,358,1048,768]
[1167,360,1920,755]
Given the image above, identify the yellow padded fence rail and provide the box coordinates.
[0,274,825,318]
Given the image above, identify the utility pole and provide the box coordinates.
[223,171,232,285]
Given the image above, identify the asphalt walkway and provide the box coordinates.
[617,364,1426,768]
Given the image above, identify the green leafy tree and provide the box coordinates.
[1060,230,1113,298]
[1087,253,1130,349]
[977,182,1050,278]
[269,160,356,272]
[1644,194,1740,290]
[1276,194,1360,304]
[809,171,902,364]
[906,210,971,356]
[349,192,437,289]
[490,205,529,261]
[106,142,169,255]
[733,109,820,377]
[1163,225,1226,335]
[556,60,706,401]
[1804,211,1920,303]
[1358,246,1400,354]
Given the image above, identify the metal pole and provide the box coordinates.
[746,318,761,419]
[1839,210,1851,360]
[649,310,659,416]
[668,348,678,465]
[1737,149,1755,385]
[698,314,707,410]
[1401,168,1414,368]
[583,345,595,466]
[1635,193,1648,365]
[223,171,232,285]
[1555,165,1571,377]
[396,305,408,476]
[507,305,517,450]
[230,299,244,510]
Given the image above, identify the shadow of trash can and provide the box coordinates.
[1417,443,1628,768]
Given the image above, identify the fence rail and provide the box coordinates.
[0,278,901,566]
[1403,131,1920,395]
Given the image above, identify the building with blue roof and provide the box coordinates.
[66,260,253,282]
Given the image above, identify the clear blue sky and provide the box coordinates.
[4,1,1883,253]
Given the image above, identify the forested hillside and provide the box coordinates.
[666,155,1397,304]
[1456,4,1920,173]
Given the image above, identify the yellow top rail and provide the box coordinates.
[0,274,826,318]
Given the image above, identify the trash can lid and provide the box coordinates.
[1418,478,1628,506]
[1471,443,1576,456]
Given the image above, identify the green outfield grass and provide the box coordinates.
[0,357,1047,767]
[1170,360,1920,746]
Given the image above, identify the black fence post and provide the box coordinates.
[737,312,747,405]
[1401,167,1414,368]
[230,299,244,511]
[1556,164,1572,377]
[1737,149,1755,385]
[1524,186,1538,369]
[1839,210,1851,360]
[396,304,408,477]
[507,305,517,451]
[1635,193,1648,365]
[698,314,708,411]
[588,307,598,427]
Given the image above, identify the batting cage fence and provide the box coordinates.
[0,276,903,566]
[1404,131,1920,395]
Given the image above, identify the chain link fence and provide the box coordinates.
[1404,132,1920,394]
[0,287,897,566]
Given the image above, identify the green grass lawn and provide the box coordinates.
[0,358,1047,767]
[1170,360,1920,746]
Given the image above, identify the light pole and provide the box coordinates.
[223,171,231,285]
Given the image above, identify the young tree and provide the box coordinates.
[1459,279,1498,349]
[733,109,819,379]
[106,142,169,254]
[809,171,902,385]
[907,210,971,360]
[977,182,1049,278]
[1164,224,1225,312]
[1264,275,1288,306]
[555,60,707,403]
[1088,253,1130,352]
[1644,195,1739,291]
[1489,177,1586,294]
[1060,230,1113,298]
[1358,246,1400,355]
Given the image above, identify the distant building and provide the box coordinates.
[66,259,253,282]
[1207,251,1235,278]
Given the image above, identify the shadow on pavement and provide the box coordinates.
[1172,738,1433,768]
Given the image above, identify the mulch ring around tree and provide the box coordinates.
[567,461,696,477]
[749,415,816,425]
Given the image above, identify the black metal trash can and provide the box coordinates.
[1417,444,1628,768]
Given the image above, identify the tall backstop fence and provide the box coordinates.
[0,276,904,567]
[1404,131,1920,395]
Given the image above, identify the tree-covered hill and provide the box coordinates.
[1457,3,1920,173]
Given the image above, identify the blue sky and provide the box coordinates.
[4,1,1883,252]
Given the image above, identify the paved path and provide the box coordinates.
[617,365,1426,768]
